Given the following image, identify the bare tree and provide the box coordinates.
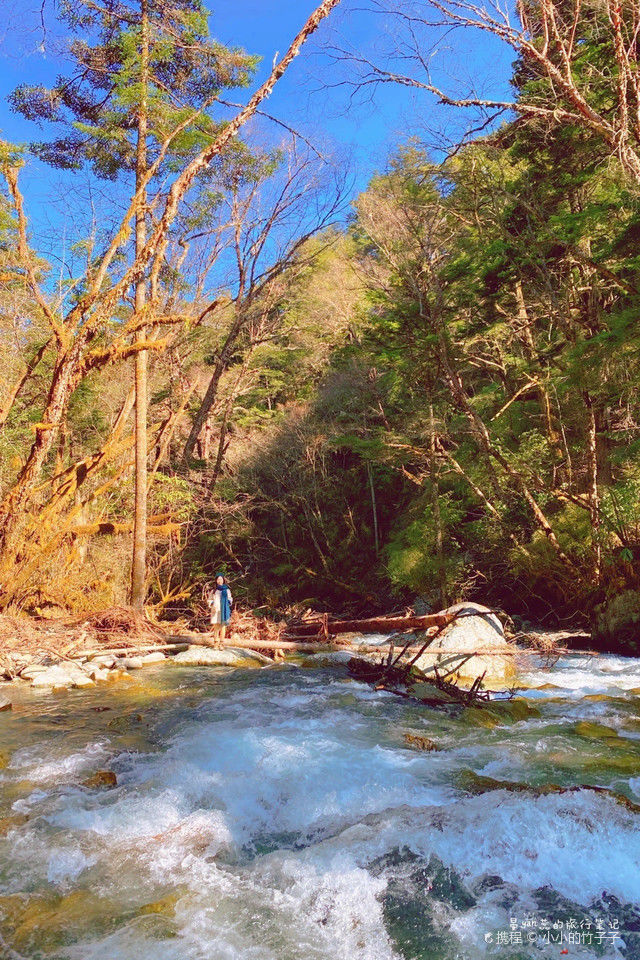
[182,141,349,463]
[0,0,343,608]
[338,0,640,186]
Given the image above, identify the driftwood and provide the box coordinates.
[214,636,531,656]
[283,611,453,639]
[77,642,189,660]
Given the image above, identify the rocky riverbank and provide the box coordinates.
[0,607,283,702]
[0,602,594,709]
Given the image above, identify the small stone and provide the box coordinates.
[82,770,117,789]
[91,655,117,669]
[0,813,28,836]
[105,669,135,683]
[121,657,144,670]
[107,713,143,732]
[403,732,439,751]
[86,666,109,681]
[0,697,12,712]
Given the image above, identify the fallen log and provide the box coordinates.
[75,642,190,660]
[284,611,454,638]
[215,636,534,656]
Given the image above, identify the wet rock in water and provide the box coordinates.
[171,645,268,667]
[137,891,181,918]
[412,602,515,685]
[85,664,110,682]
[105,667,135,683]
[107,713,143,732]
[301,650,374,668]
[574,720,620,739]
[0,889,122,952]
[0,696,12,711]
[461,698,541,727]
[403,732,439,751]
[82,770,117,789]
[593,590,640,653]
[0,813,28,836]
[408,681,461,706]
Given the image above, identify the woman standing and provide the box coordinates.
[205,573,233,645]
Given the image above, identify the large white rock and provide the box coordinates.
[412,602,514,685]
[29,663,95,689]
[139,651,166,664]
[171,645,269,667]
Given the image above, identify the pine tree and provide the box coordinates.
[11,0,258,609]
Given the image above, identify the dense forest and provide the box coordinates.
[1,0,640,648]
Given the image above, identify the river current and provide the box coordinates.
[1,650,640,959]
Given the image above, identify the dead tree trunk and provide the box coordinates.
[130,0,149,611]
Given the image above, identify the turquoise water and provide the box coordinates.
[0,652,639,959]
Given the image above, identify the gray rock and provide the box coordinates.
[171,645,268,667]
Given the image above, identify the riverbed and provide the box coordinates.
[1,650,639,959]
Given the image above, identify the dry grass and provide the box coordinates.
[0,605,285,677]
[0,607,169,676]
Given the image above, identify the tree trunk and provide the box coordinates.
[0,341,85,566]
[367,461,380,555]
[182,308,246,463]
[583,391,602,586]
[429,403,446,608]
[514,281,564,474]
[130,0,149,611]
[431,300,573,568]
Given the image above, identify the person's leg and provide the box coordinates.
[208,618,221,647]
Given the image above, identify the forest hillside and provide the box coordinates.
[1,0,639,650]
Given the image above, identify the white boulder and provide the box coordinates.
[139,651,166,664]
[412,602,514,685]
[29,663,95,689]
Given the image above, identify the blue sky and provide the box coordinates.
[0,0,514,264]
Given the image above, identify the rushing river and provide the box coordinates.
[1,649,640,959]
